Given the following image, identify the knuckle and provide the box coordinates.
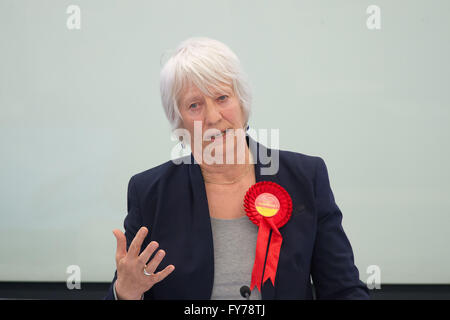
[119,257,130,267]
[155,249,165,259]
[117,258,126,268]
[146,242,158,253]
[137,256,147,265]
[154,273,164,282]
[151,257,162,266]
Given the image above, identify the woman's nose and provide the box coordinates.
[204,99,222,126]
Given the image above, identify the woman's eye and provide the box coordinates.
[189,103,198,109]
[218,95,228,101]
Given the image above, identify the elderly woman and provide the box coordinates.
[105,37,370,300]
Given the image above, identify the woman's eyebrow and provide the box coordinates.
[184,90,229,105]
[184,95,202,105]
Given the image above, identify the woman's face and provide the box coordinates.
[178,82,247,163]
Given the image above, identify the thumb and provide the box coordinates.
[112,229,127,262]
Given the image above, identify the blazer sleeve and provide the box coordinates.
[104,175,144,300]
[310,157,370,299]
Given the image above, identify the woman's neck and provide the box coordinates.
[198,146,255,185]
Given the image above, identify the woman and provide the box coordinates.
[105,37,370,300]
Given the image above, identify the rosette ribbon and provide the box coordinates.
[244,181,292,292]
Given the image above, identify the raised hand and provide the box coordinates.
[112,226,175,300]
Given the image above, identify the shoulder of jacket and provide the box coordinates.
[278,148,323,176]
[129,154,190,189]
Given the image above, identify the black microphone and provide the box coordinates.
[240,285,251,300]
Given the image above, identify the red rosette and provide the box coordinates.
[243,181,293,292]
[244,181,292,228]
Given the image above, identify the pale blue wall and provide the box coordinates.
[0,0,449,283]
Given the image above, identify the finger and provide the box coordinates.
[112,229,127,262]
[144,248,166,274]
[138,241,159,265]
[128,226,148,257]
[152,265,175,284]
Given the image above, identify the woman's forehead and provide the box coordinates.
[180,82,232,102]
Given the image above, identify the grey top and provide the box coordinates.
[210,215,262,300]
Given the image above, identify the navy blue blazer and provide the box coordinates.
[105,135,369,300]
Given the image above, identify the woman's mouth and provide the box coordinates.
[210,132,224,141]
[209,129,229,141]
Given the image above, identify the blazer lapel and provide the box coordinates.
[187,153,215,299]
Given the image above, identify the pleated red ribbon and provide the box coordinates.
[244,181,292,292]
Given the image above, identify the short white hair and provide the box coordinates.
[160,37,252,131]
